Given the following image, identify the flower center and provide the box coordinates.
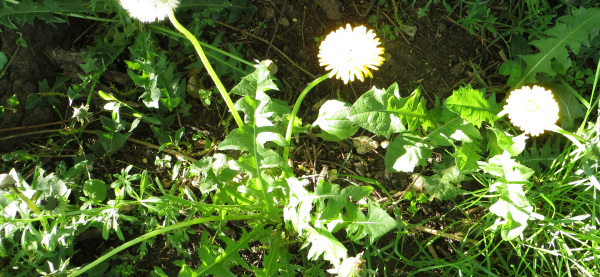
[524,99,539,113]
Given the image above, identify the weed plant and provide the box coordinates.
[0,0,599,276]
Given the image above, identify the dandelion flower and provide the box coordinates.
[119,0,180,23]
[499,85,559,136]
[318,24,385,84]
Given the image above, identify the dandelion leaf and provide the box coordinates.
[345,200,396,244]
[385,134,432,172]
[348,83,433,138]
[455,142,482,174]
[313,100,359,141]
[219,62,290,176]
[421,158,465,201]
[444,86,502,128]
[509,7,600,87]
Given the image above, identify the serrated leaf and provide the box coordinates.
[313,100,358,141]
[510,7,600,88]
[302,226,348,265]
[487,128,528,157]
[349,84,434,138]
[455,142,482,174]
[345,200,396,244]
[444,86,502,128]
[517,137,561,172]
[554,88,585,130]
[489,182,533,240]
[230,61,278,99]
[314,179,372,220]
[93,130,131,156]
[385,134,432,172]
[479,152,534,182]
[421,158,465,201]
[32,167,69,198]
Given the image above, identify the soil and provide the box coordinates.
[0,0,505,276]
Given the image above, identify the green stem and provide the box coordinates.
[148,25,254,68]
[68,214,264,277]
[283,73,330,161]
[552,125,586,150]
[167,10,244,128]
[10,187,49,231]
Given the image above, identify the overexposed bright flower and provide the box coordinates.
[119,0,179,23]
[499,85,559,136]
[318,24,385,84]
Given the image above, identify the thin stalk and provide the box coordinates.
[148,24,254,67]
[10,187,49,231]
[283,73,330,160]
[68,214,264,277]
[167,10,244,128]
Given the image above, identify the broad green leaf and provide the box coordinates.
[230,61,278,99]
[349,84,434,137]
[479,152,534,182]
[489,182,533,240]
[510,7,600,88]
[454,142,482,174]
[83,179,107,203]
[396,86,434,131]
[421,158,465,201]
[385,134,432,172]
[345,200,396,244]
[554,88,585,131]
[348,84,406,137]
[314,179,372,220]
[313,100,358,141]
[93,130,131,156]
[487,128,527,157]
[444,85,502,128]
[191,153,236,194]
[425,106,483,147]
[7,94,19,106]
[304,226,348,265]
[0,52,7,71]
[32,167,69,198]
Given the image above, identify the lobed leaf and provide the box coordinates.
[348,83,433,138]
[506,7,600,88]
[444,85,502,128]
[385,134,432,172]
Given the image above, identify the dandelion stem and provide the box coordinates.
[167,10,244,128]
[552,125,586,150]
[283,74,330,161]
[11,187,49,231]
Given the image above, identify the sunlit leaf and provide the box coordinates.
[313,100,358,141]
[385,134,432,172]
[444,85,502,128]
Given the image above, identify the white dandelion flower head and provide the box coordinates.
[499,85,560,136]
[119,0,180,23]
[318,24,385,84]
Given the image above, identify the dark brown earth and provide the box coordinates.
[0,0,504,275]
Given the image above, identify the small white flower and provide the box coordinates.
[499,85,560,136]
[318,24,385,84]
[119,0,180,23]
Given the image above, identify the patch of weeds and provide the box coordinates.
[1,1,600,277]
